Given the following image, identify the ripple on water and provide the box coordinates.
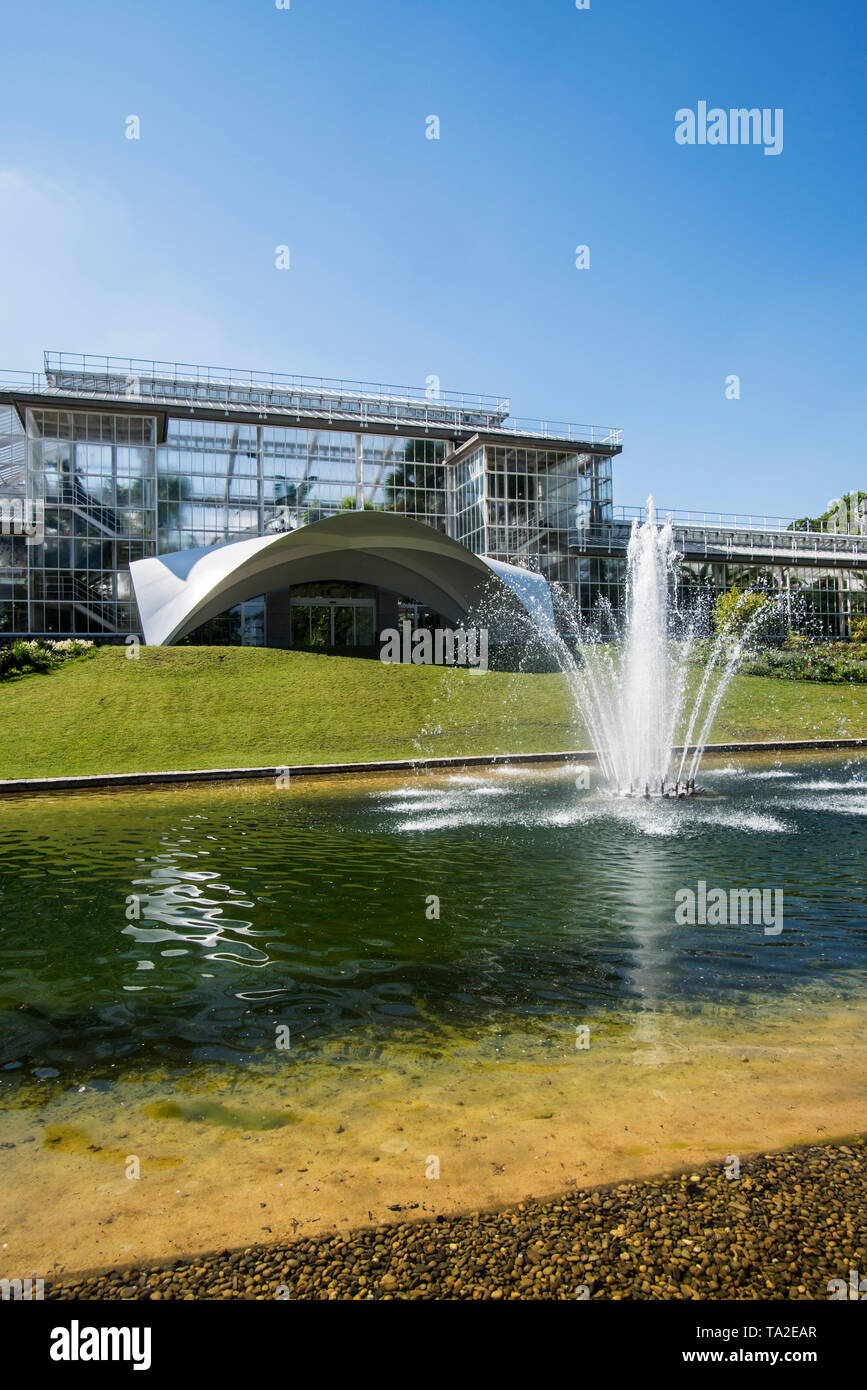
[798,779,867,793]
[700,807,793,834]
[788,794,867,816]
[740,769,798,780]
[0,754,863,1077]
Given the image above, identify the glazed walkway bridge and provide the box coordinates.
[574,508,867,570]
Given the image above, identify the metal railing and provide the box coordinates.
[573,520,867,563]
[38,574,120,629]
[36,353,514,436]
[42,352,512,417]
[613,504,866,539]
[494,417,623,447]
[0,356,623,449]
[0,369,43,392]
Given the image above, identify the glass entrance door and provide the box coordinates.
[332,605,354,646]
[289,597,376,647]
[309,605,331,648]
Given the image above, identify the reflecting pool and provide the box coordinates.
[0,750,865,1274]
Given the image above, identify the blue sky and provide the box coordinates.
[1,0,864,517]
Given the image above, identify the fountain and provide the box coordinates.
[551,498,776,798]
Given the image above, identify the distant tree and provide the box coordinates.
[789,491,866,533]
[337,495,376,511]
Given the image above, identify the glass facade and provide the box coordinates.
[1,378,863,644]
[158,421,449,553]
[180,597,266,647]
[1,407,458,641]
[675,561,867,638]
[1,405,156,636]
[484,444,611,561]
[543,555,867,639]
[451,443,613,566]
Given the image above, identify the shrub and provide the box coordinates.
[851,615,867,643]
[0,638,95,681]
[713,586,769,636]
[737,643,867,684]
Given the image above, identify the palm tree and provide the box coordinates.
[382,439,446,518]
[271,477,323,526]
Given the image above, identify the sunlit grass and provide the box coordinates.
[0,645,863,779]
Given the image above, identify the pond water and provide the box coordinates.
[1,751,865,1075]
[0,751,865,1274]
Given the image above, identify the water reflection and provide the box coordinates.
[125,848,265,967]
[0,753,863,1079]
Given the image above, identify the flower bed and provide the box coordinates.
[0,638,96,681]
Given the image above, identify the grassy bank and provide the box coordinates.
[0,646,865,780]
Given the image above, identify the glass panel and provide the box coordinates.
[332,605,354,646]
[309,605,331,648]
[355,605,374,645]
[291,606,310,646]
[242,603,265,646]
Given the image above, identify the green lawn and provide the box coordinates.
[0,646,865,780]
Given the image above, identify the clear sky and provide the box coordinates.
[1,0,864,517]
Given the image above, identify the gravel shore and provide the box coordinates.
[47,1137,866,1300]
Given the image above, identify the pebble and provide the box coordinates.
[45,1137,865,1301]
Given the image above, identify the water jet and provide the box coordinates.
[548,497,776,798]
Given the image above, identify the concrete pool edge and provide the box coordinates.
[1,737,865,795]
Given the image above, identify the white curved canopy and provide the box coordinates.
[129,511,556,646]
